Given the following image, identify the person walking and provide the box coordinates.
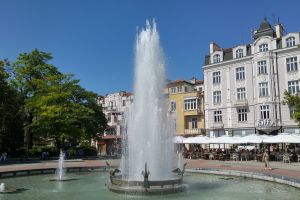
[0,152,7,162]
[262,150,271,170]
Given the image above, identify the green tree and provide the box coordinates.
[0,60,23,153]
[284,90,300,126]
[12,49,106,149]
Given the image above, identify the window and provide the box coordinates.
[192,118,198,129]
[259,82,269,97]
[286,37,295,47]
[107,113,111,122]
[213,91,221,104]
[238,108,248,122]
[260,105,270,119]
[109,101,115,109]
[184,98,199,111]
[288,80,299,94]
[259,43,268,52]
[236,67,245,80]
[212,71,221,84]
[237,87,246,100]
[177,86,182,93]
[171,87,176,94]
[213,54,220,63]
[236,49,243,58]
[289,106,296,119]
[214,110,222,122]
[258,60,267,74]
[170,101,176,112]
[122,100,126,106]
[113,114,118,122]
[286,57,298,72]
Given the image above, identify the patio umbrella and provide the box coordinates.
[183,135,209,144]
[263,133,300,144]
[173,136,185,144]
[208,135,237,144]
[237,134,269,144]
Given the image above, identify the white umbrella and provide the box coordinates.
[263,133,300,144]
[183,135,209,144]
[173,136,185,144]
[238,134,269,144]
[207,135,236,144]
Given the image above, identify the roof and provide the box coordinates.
[121,92,133,97]
[167,80,193,87]
[253,18,275,40]
[258,18,273,31]
[194,80,204,84]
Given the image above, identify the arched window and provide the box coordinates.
[213,54,220,63]
[236,49,243,58]
[286,37,295,47]
[259,43,268,52]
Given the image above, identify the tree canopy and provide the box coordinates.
[0,60,23,153]
[284,90,300,126]
[0,49,106,151]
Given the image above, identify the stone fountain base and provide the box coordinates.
[107,175,187,195]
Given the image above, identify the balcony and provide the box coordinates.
[234,99,248,106]
[184,128,205,135]
[211,122,224,129]
[184,108,203,116]
[106,106,117,111]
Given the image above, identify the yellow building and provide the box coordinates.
[166,78,205,136]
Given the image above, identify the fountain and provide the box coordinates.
[107,20,187,195]
[50,150,75,181]
[0,182,18,193]
[0,183,5,192]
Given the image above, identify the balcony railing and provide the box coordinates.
[184,128,205,135]
[234,99,248,106]
[211,123,224,129]
[105,106,117,111]
[184,108,203,115]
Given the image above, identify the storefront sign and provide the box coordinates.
[257,119,274,128]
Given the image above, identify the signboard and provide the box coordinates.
[257,119,274,128]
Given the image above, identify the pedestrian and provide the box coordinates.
[262,150,271,170]
[0,152,7,162]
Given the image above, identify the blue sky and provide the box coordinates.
[1,0,300,95]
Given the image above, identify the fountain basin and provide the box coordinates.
[107,175,186,195]
[49,177,77,181]
[1,172,300,200]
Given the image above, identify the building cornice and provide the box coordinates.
[203,56,253,69]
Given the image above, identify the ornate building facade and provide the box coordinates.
[203,19,300,137]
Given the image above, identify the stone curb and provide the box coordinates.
[186,168,300,189]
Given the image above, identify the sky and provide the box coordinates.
[1,0,300,95]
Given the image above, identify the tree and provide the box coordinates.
[284,90,300,126]
[11,49,62,149]
[12,49,107,149]
[0,60,23,153]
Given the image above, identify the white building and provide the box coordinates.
[96,91,133,155]
[102,91,133,136]
[203,18,300,137]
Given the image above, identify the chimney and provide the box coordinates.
[209,42,220,54]
[275,23,283,38]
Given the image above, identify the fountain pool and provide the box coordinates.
[0,172,299,199]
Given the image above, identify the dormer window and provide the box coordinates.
[259,43,268,52]
[236,49,243,58]
[213,54,220,63]
[286,37,295,47]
